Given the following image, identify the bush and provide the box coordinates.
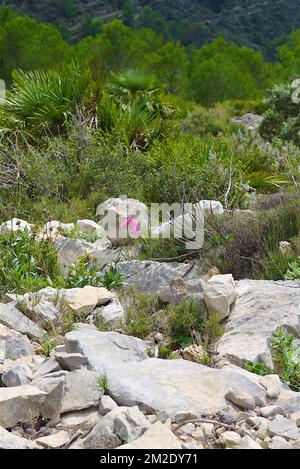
[260,81,300,146]
[0,230,61,295]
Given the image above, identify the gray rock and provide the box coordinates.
[0,427,38,449]
[98,297,125,326]
[203,274,236,321]
[158,278,205,307]
[106,362,266,418]
[81,408,124,449]
[0,324,34,360]
[34,357,61,378]
[55,237,115,274]
[268,416,300,440]
[117,422,181,449]
[237,435,262,449]
[0,385,47,428]
[36,430,70,448]
[61,369,103,413]
[220,431,241,448]
[59,408,100,428]
[0,302,45,341]
[99,395,118,415]
[215,280,300,368]
[55,352,88,371]
[113,406,150,443]
[225,387,256,411]
[259,405,286,419]
[32,375,65,420]
[271,436,293,449]
[259,374,282,399]
[2,364,33,387]
[113,260,197,294]
[64,329,148,373]
[64,329,268,418]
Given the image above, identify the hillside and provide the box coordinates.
[2,0,300,57]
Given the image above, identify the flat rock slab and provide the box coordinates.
[117,422,181,449]
[0,427,38,449]
[65,328,148,372]
[113,260,197,294]
[105,361,267,417]
[215,280,300,368]
[0,302,45,341]
[0,385,47,428]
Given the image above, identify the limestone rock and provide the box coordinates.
[117,422,181,449]
[259,405,286,419]
[0,324,34,360]
[237,435,262,449]
[204,274,236,321]
[225,387,256,411]
[215,280,300,368]
[271,436,293,450]
[32,375,65,420]
[64,329,148,373]
[55,352,88,371]
[2,364,33,387]
[113,406,150,443]
[0,385,47,428]
[268,416,300,440]
[0,427,38,449]
[113,260,197,294]
[0,218,31,235]
[259,374,282,399]
[61,369,103,413]
[99,396,118,416]
[96,297,125,326]
[36,430,69,448]
[220,431,241,448]
[0,302,45,341]
[55,237,114,274]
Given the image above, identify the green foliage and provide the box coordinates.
[165,301,206,347]
[0,63,91,135]
[272,328,300,392]
[260,81,300,147]
[245,362,273,376]
[65,255,102,288]
[0,230,61,295]
[98,373,110,393]
[40,337,59,357]
[285,261,300,280]
[101,264,124,291]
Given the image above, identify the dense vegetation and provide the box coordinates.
[3,0,300,58]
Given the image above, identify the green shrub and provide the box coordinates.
[40,338,59,357]
[0,230,61,295]
[285,260,300,280]
[165,301,207,347]
[260,81,300,147]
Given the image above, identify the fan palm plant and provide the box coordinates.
[0,62,92,136]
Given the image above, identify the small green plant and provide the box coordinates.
[271,328,300,392]
[40,338,59,357]
[98,373,109,394]
[65,255,102,288]
[245,362,273,376]
[0,230,61,295]
[285,261,300,281]
[165,301,207,347]
[159,346,173,359]
[246,328,300,392]
[100,264,124,291]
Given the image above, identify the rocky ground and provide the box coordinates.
[0,198,300,450]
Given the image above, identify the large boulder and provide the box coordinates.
[0,218,31,235]
[0,302,45,341]
[215,280,300,368]
[0,427,38,449]
[61,369,103,413]
[18,286,113,325]
[0,385,47,428]
[0,324,34,361]
[203,274,236,321]
[96,197,148,242]
[64,327,148,373]
[113,260,198,294]
[65,328,267,418]
[55,237,115,274]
